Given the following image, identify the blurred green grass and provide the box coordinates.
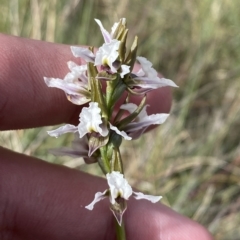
[1,0,240,239]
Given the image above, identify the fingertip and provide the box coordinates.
[125,200,213,240]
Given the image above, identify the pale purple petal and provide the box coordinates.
[124,113,169,132]
[133,191,162,203]
[133,77,178,88]
[95,19,112,43]
[47,124,78,138]
[71,46,95,63]
[67,61,87,72]
[49,148,88,158]
[44,77,85,95]
[128,126,148,140]
[99,123,109,137]
[85,190,108,210]
[49,134,97,164]
[67,61,88,83]
[120,103,148,120]
[120,64,130,78]
[136,56,158,78]
[66,94,90,105]
[120,102,169,132]
[109,123,132,140]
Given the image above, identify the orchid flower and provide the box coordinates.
[71,42,130,78]
[128,56,178,94]
[47,102,108,139]
[85,171,162,225]
[48,134,97,164]
[44,61,90,105]
[70,18,130,78]
[48,102,131,141]
[120,103,169,139]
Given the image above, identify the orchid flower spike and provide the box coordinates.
[85,171,162,225]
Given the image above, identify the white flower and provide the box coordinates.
[85,171,162,224]
[107,171,133,204]
[129,56,178,93]
[47,102,108,139]
[70,21,130,78]
[47,102,133,142]
[44,61,90,105]
[120,103,169,139]
[78,102,108,138]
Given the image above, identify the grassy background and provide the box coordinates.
[1,0,240,239]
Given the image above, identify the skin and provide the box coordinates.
[0,34,213,240]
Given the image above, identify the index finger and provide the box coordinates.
[0,34,171,130]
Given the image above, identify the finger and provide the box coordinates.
[0,34,171,130]
[0,148,213,240]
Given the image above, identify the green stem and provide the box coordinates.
[115,218,126,240]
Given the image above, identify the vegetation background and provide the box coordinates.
[1,0,240,239]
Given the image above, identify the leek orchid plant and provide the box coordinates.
[44,18,177,239]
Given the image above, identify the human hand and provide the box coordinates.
[0,34,213,240]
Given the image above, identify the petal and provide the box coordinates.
[67,61,87,72]
[124,113,169,132]
[70,46,95,63]
[88,134,109,157]
[47,124,78,138]
[95,19,112,43]
[109,123,132,140]
[95,40,120,73]
[110,198,127,226]
[133,191,162,203]
[67,62,88,84]
[120,103,148,119]
[78,102,108,138]
[66,93,90,105]
[136,56,158,78]
[128,126,148,140]
[49,148,88,158]
[120,103,148,122]
[120,64,130,78]
[132,77,178,88]
[85,190,108,210]
[44,77,86,95]
[106,171,132,204]
[49,147,97,164]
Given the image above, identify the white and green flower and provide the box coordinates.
[120,103,169,139]
[128,56,178,94]
[85,171,162,225]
